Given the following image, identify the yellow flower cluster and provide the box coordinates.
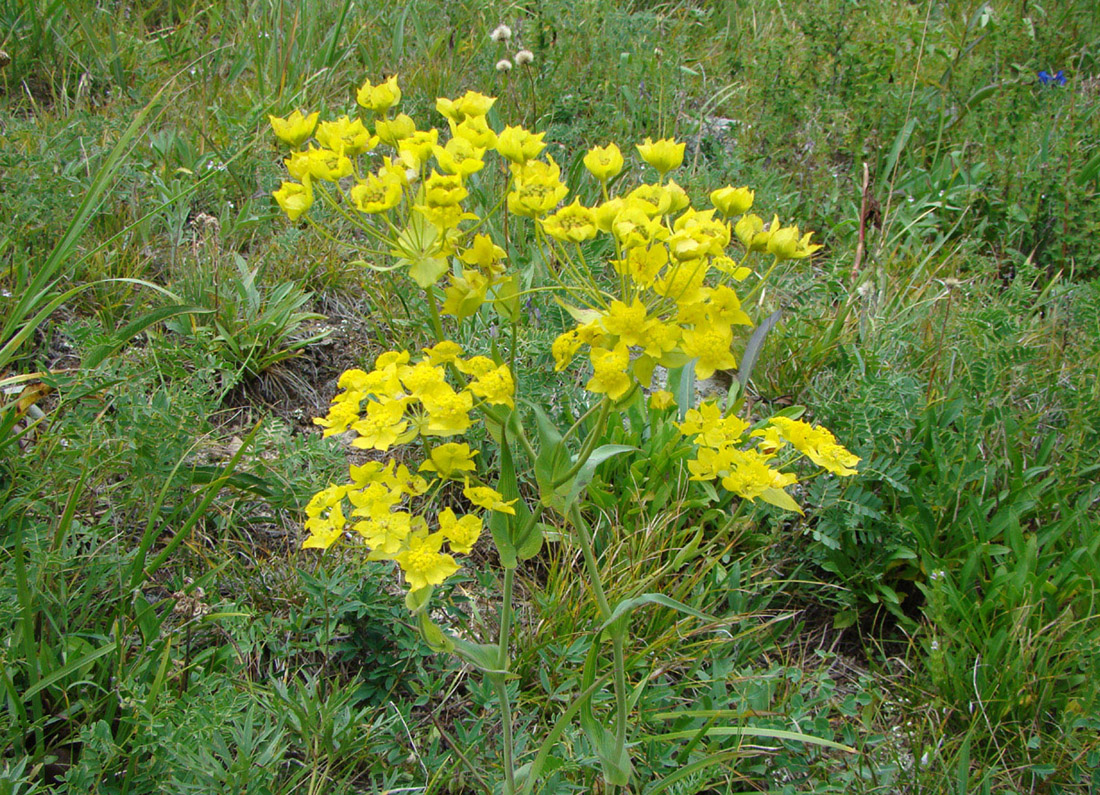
[763,416,861,476]
[673,402,859,508]
[301,453,509,593]
[542,136,823,402]
[303,340,519,593]
[314,341,515,448]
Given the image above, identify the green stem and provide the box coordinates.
[425,288,446,342]
[552,398,611,489]
[569,504,612,620]
[569,504,630,784]
[494,564,517,794]
[498,567,515,669]
[611,624,628,754]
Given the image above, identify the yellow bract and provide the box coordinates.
[357,74,402,114]
[583,142,624,182]
[636,136,685,176]
[269,110,319,147]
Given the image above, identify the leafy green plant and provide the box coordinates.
[166,255,331,384]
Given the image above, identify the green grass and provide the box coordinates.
[2,0,1099,792]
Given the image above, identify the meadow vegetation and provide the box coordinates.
[1,0,1098,792]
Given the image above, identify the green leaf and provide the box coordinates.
[23,643,115,702]
[448,635,506,675]
[597,592,716,633]
[492,274,522,323]
[417,611,453,654]
[644,726,855,752]
[1076,149,1100,186]
[529,403,570,506]
[405,585,434,613]
[667,362,696,420]
[564,444,638,510]
[84,304,212,369]
[737,309,781,389]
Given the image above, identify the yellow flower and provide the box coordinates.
[648,389,675,410]
[583,142,624,182]
[664,180,691,213]
[451,114,498,149]
[615,244,668,288]
[350,173,403,214]
[611,205,667,248]
[640,319,681,359]
[269,110,319,147]
[541,200,598,242]
[422,340,465,366]
[436,90,496,124]
[437,508,482,554]
[680,321,737,380]
[433,136,486,177]
[375,113,416,146]
[316,115,378,156]
[586,343,633,400]
[676,401,749,448]
[283,150,312,181]
[552,329,583,371]
[767,225,823,260]
[600,298,649,347]
[354,510,416,556]
[419,442,479,480]
[703,285,752,327]
[468,363,516,408]
[767,417,859,475]
[459,234,507,273]
[423,170,468,206]
[398,129,440,169]
[441,271,490,320]
[464,482,517,515]
[421,388,474,436]
[710,186,754,217]
[396,531,460,592]
[398,359,449,401]
[592,197,625,232]
[496,125,547,164]
[735,213,776,252]
[305,146,353,182]
[627,184,673,218]
[357,74,402,114]
[508,158,569,218]
[721,449,797,501]
[636,137,685,176]
[313,392,361,436]
[350,398,410,451]
[712,255,753,281]
[303,501,346,549]
[273,178,313,221]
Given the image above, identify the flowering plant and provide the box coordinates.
[273,73,858,791]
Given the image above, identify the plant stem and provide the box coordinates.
[494,562,517,794]
[494,676,517,795]
[569,504,630,784]
[499,566,515,668]
[552,398,611,489]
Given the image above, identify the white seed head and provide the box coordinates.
[496,58,513,72]
[491,24,512,42]
[515,49,534,65]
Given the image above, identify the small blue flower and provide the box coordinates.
[1038,70,1067,87]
